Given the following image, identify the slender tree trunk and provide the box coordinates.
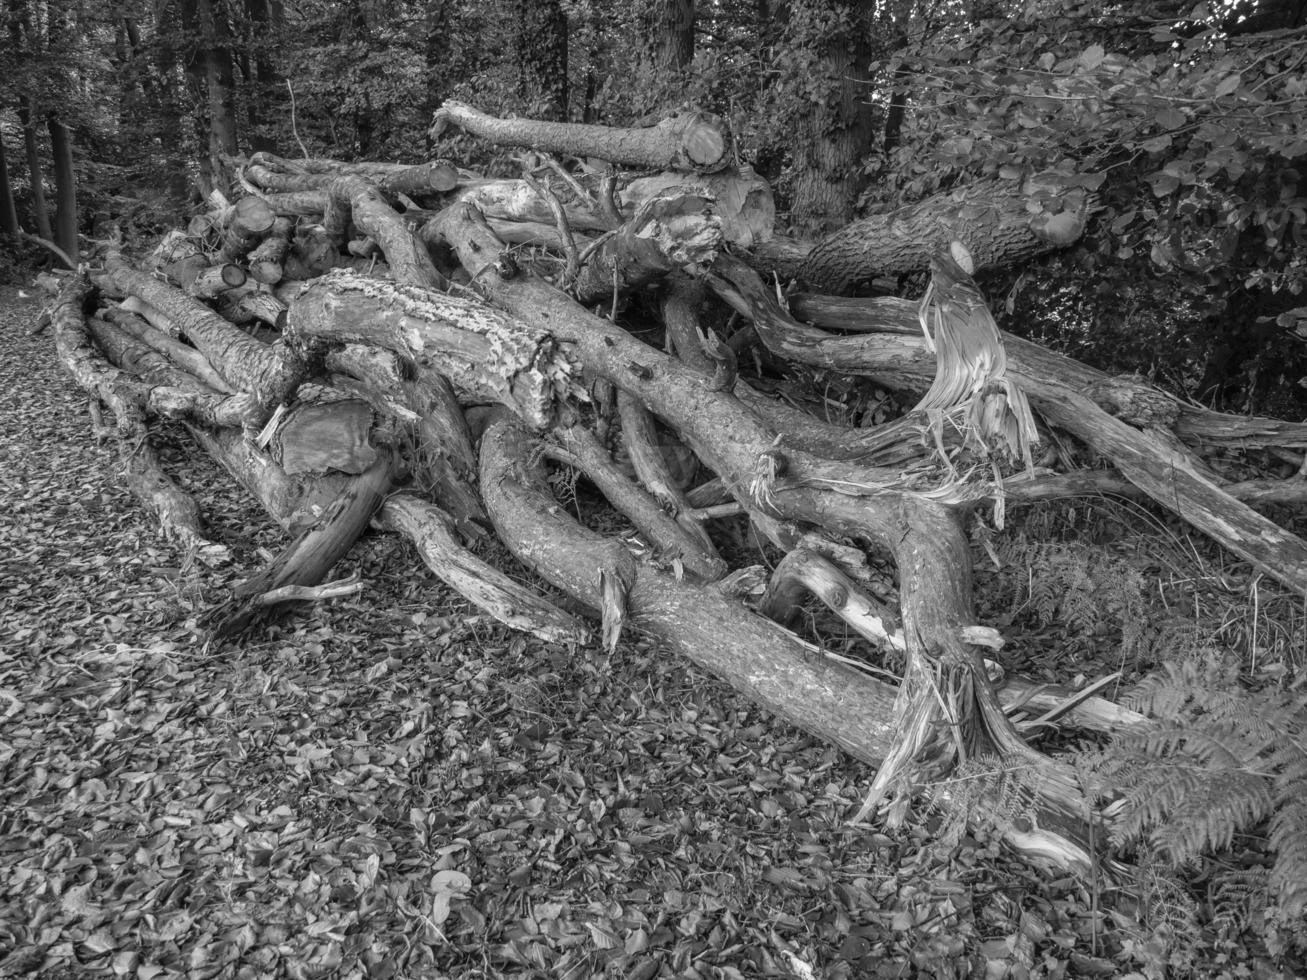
[17,102,53,242]
[0,134,19,238]
[141,5,190,198]
[199,0,240,182]
[346,0,375,155]
[177,0,215,196]
[241,0,279,152]
[46,113,77,266]
[516,0,568,121]
[786,0,878,233]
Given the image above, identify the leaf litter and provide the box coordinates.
[0,285,1217,978]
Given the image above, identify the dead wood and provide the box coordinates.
[547,423,726,582]
[100,308,234,393]
[378,492,589,644]
[570,186,722,306]
[249,217,293,284]
[105,249,302,409]
[798,179,1093,294]
[325,343,486,533]
[433,100,732,173]
[219,194,277,262]
[706,254,1307,596]
[50,279,218,555]
[52,109,1307,895]
[285,269,582,431]
[204,445,396,638]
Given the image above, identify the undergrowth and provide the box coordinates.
[969,497,1307,971]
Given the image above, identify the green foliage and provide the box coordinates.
[869,0,1307,413]
[982,529,1151,660]
[1080,652,1307,929]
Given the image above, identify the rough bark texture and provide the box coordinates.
[570,187,721,306]
[106,250,302,408]
[480,414,903,763]
[786,0,878,233]
[0,134,19,238]
[645,0,695,72]
[326,175,446,289]
[799,179,1094,294]
[50,113,1307,892]
[380,493,590,645]
[286,269,582,431]
[515,0,569,120]
[433,101,731,173]
[18,103,53,242]
[707,256,1307,597]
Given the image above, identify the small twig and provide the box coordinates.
[287,79,309,161]
[542,154,596,208]
[687,501,745,521]
[20,231,77,271]
[254,573,364,608]
[523,174,579,285]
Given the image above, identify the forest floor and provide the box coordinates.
[0,281,1297,980]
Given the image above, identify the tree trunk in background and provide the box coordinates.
[786,0,878,234]
[0,134,19,239]
[347,0,375,156]
[516,0,569,121]
[199,0,240,184]
[47,113,78,265]
[646,0,695,71]
[178,0,216,196]
[17,102,53,242]
[242,0,282,153]
[143,5,191,198]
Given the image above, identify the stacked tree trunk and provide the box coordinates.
[48,102,1307,885]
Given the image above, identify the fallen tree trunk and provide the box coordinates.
[569,186,722,306]
[50,279,223,557]
[797,178,1093,294]
[286,269,582,430]
[432,100,732,173]
[377,492,590,645]
[105,250,302,409]
[480,414,1094,869]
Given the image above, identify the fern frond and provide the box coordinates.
[1150,770,1274,863]
[1269,796,1307,918]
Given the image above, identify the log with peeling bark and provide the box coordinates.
[445,179,612,234]
[325,343,486,533]
[203,441,396,638]
[429,203,1101,865]
[569,186,722,306]
[286,269,583,431]
[326,175,446,289]
[433,100,732,173]
[248,152,462,193]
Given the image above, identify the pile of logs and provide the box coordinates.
[46,101,1307,882]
